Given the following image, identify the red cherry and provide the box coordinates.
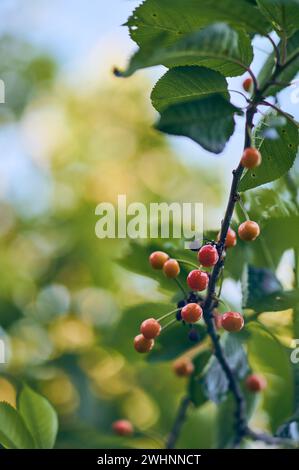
[238,220,260,241]
[181,303,202,323]
[173,358,194,377]
[134,334,154,353]
[241,147,262,169]
[187,269,209,291]
[140,318,161,339]
[149,251,169,269]
[245,374,267,392]
[198,245,219,267]
[221,311,244,332]
[112,419,134,436]
[163,259,180,278]
[243,77,253,92]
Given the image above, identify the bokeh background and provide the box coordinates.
[0,0,298,449]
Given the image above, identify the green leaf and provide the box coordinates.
[202,334,249,403]
[18,386,58,449]
[258,30,299,97]
[156,95,238,153]
[247,322,294,431]
[257,0,299,37]
[239,112,299,191]
[120,23,253,78]
[0,402,35,449]
[151,66,229,112]
[126,0,270,49]
[217,388,259,448]
[188,350,212,407]
[242,265,284,312]
[148,322,207,362]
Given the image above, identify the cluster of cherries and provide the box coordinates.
[133,194,261,357]
[112,81,265,439]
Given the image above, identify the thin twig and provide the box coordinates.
[166,396,191,449]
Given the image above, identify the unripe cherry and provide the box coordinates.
[241,147,262,169]
[181,303,202,323]
[245,374,267,392]
[140,318,161,339]
[112,419,134,436]
[243,77,253,92]
[198,245,219,267]
[134,334,154,353]
[221,311,244,332]
[187,269,209,291]
[238,220,260,241]
[225,227,237,248]
[173,358,194,377]
[149,251,169,269]
[163,258,180,278]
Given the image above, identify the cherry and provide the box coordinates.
[212,310,222,330]
[218,227,237,248]
[221,311,244,332]
[188,329,200,342]
[198,245,219,267]
[163,258,180,278]
[241,147,262,169]
[149,251,169,269]
[243,77,253,92]
[173,358,194,377]
[134,334,154,353]
[112,419,134,436]
[187,269,209,291]
[181,303,202,323]
[245,374,267,392]
[140,318,161,339]
[238,220,260,241]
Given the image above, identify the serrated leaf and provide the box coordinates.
[242,265,283,311]
[18,386,58,449]
[258,30,299,96]
[0,402,35,449]
[151,66,229,112]
[239,112,299,191]
[247,322,293,431]
[148,322,206,362]
[257,0,299,37]
[120,23,253,78]
[202,334,249,404]
[156,95,238,153]
[126,0,270,50]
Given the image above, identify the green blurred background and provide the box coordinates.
[0,0,298,449]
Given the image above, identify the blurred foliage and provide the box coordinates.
[0,33,226,449]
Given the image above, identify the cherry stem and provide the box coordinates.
[174,277,188,298]
[175,259,199,270]
[161,318,178,331]
[158,308,180,323]
[237,197,250,221]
